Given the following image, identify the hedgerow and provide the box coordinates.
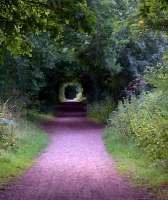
[107,93,168,166]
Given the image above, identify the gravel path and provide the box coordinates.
[0,103,153,200]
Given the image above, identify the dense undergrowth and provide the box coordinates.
[0,102,50,185]
[88,54,168,199]
[87,98,115,124]
[107,93,168,166]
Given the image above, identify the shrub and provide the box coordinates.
[145,53,168,93]
[87,98,115,124]
[107,92,168,166]
[107,53,168,166]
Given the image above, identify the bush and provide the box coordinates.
[87,98,115,124]
[145,52,168,93]
[107,92,168,166]
[107,53,168,166]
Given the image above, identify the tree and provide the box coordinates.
[0,0,95,60]
[0,0,167,105]
[139,0,168,31]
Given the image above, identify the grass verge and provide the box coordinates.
[103,128,168,200]
[27,110,55,124]
[0,113,51,186]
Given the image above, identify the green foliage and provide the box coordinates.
[108,93,168,166]
[0,33,60,100]
[104,128,168,194]
[104,52,168,165]
[102,53,168,197]
[0,0,96,59]
[145,52,168,93]
[0,100,50,183]
[80,0,166,81]
[27,110,55,124]
[139,0,168,31]
[0,120,49,183]
[87,98,115,123]
[0,0,166,105]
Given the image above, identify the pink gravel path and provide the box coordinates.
[0,103,153,200]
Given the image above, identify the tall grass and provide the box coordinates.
[0,101,50,184]
[0,120,49,184]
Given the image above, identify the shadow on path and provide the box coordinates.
[0,102,153,200]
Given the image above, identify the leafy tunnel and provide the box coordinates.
[37,59,132,107]
[0,0,167,109]
[0,1,168,199]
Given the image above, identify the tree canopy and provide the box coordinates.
[0,0,95,59]
[139,0,168,31]
[0,0,167,106]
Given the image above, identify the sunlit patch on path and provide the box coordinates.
[0,103,153,200]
